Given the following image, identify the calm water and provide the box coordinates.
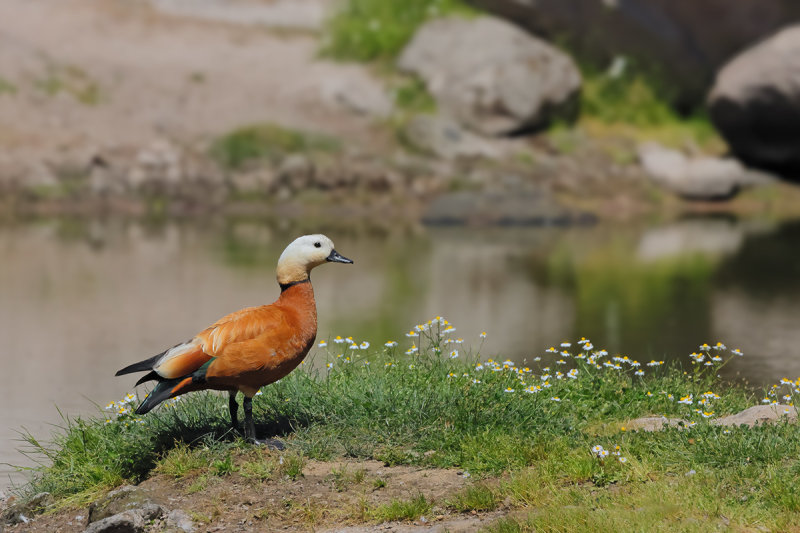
[2,215,800,489]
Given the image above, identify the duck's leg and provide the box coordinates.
[243,396,257,442]
[243,395,285,450]
[229,391,240,433]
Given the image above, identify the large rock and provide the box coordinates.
[638,142,777,200]
[470,0,800,108]
[398,16,581,136]
[708,26,800,175]
[711,404,797,428]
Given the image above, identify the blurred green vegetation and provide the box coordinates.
[210,123,341,170]
[322,0,476,62]
[391,77,436,114]
[0,76,17,95]
[35,64,101,105]
[579,65,723,150]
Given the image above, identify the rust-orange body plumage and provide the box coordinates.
[116,234,352,442]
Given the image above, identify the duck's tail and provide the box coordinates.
[135,358,213,414]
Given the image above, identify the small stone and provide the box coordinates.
[88,486,154,524]
[277,153,314,192]
[638,142,776,200]
[165,509,195,533]
[401,114,502,160]
[320,74,392,119]
[83,510,144,533]
[2,492,53,526]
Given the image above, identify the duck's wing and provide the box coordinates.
[117,305,284,383]
[197,305,286,358]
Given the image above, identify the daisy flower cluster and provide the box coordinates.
[319,321,761,422]
[763,375,799,413]
[320,316,475,372]
[103,393,146,426]
[319,335,373,369]
[103,392,184,427]
[591,444,627,464]
[688,342,741,371]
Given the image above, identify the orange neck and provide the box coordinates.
[276,279,317,331]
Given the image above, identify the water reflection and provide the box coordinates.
[2,215,800,488]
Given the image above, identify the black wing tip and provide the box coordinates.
[135,371,162,387]
[115,352,165,377]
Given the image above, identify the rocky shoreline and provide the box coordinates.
[2,0,800,224]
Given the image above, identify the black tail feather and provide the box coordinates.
[136,378,182,415]
[135,370,162,387]
[115,352,164,377]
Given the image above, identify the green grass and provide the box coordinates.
[578,68,723,150]
[392,76,436,115]
[34,64,101,105]
[447,483,500,512]
[370,493,432,522]
[14,318,800,529]
[322,0,475,62]
[0,76,17,95]
[209,123,341,170]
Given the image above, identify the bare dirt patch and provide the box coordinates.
[0,0,390,167]
[6,456,504,532]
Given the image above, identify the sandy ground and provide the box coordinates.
[0,0,389,166]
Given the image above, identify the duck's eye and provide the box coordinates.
[314,242,321,248]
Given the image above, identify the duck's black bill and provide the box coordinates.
[326,249,353,264]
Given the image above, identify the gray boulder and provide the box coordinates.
[638,142,777,200]
[712,404,797,428]
[398,15,581,136]
[709,26,800,174]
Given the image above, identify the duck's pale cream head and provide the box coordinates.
[276,234,353,285]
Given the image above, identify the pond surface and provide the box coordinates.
[2,215,800,489]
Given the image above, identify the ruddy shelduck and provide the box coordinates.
[115,234,352,443]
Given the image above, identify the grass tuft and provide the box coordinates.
[447,483,500,512]
[370,493,431,522]
[209,123,340,170]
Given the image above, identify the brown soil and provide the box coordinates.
[6,457,505,532]
[0,0,389,167]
